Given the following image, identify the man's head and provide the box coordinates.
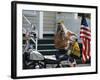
[57,21,64,33]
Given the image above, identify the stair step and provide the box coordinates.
[38,49,58,52]
[38,49,58,55]
[38,39,54,44]
[36,46,56,50]
[39,38,54,40]
[38,44,54,46]
[32,44,55,50]
[43,34,54,38]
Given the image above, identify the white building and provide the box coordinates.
[22,10,90,41]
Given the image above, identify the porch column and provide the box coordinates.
[38,11,43,39]
[74,13,78,19]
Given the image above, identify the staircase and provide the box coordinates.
[37,34,57,55]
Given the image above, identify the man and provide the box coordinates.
[54,21,79,67]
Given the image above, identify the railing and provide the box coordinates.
[23,15,38,51]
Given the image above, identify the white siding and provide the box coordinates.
[56,12,90,42]
[43,11,56,33]
[22,10,39,33]
[22,10,90,40]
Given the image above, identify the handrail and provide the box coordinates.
[23,15,32,25]
[23,15,38,51]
